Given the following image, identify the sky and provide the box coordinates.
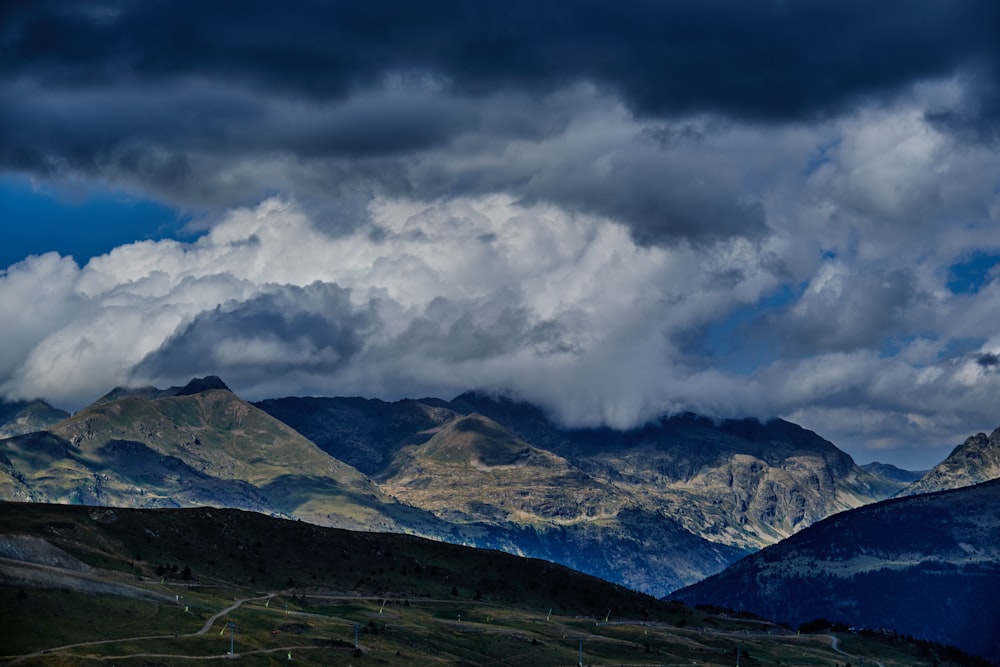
[2,1,1000,469]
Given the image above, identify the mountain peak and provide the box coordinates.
[174,375,230,396]
[0,398,71,438]
[900,426,1000,496]
[97,376,232,405]
[861,461,925,484]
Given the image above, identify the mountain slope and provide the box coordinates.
[901,427,1000,496]
[254,392,904,594]
[377,412,744,594]
[381,413,618,524]
[6,501,980,667]
[442,393,904,549]
[254,395,456,476]
[0,379,437,533]
[672,479,1000,662]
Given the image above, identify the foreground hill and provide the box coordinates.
[900,427,1000,496]
[0,501,987,667]
[672,478,1000,662]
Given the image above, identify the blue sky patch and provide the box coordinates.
[946,251,1000,294]
[0,175,192,270]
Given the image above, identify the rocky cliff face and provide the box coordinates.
[900,427,1000,496]
[437,395,903,550]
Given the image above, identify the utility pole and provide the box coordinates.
[227,621,236,655]
[736,642,741,667]
[578,636,584,667]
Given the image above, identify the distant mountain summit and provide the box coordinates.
[900,427,1000,496]
[95,375,230,404]
[861,461,926,484]
[0,398,70,438]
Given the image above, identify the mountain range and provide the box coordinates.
[1,376,912,596]
[253,389,912,594]
[257,392,906,548]
[3,376,1000,661]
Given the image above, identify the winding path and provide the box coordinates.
[6,593,276,664]
[825,633,885,667]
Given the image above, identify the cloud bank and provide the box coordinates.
[3,1,1000,467]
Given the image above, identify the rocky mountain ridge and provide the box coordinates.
[861,461,927,484]
[259,391,905,551]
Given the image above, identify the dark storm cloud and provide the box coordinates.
[519,137,769,244]
[130,277,579,397]
[397,296,577,363]
[3,0,998,245]
[4,0,998,120]
[976,352,1000,367]
[765,266,931,356]
[132,282,377,384]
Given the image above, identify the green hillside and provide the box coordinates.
[673,479,1000,662]
[0,501,983,667]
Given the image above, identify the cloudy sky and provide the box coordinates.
[3,1,1000,468]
